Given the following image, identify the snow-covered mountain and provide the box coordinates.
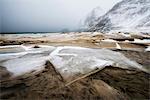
[84,7,105,28]
[88,0,150,33]
[78,7,105,31]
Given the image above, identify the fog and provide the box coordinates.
[1,0,121,33]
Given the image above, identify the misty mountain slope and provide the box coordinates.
[84,7,105,28]
[88,0,150,33]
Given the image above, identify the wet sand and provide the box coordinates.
[0,61,149,100]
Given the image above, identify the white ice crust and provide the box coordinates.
[0,45,56,76]
[49,46,144,78]
[0,45,146,78]
[145,46,150,52]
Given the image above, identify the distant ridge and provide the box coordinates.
[88,0,150,33]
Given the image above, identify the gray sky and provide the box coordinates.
[1,0,121,33]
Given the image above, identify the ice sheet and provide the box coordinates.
[0,45,56,76]
[49,46,144,78]
[134,39,150,44]
[1,54,49,76]
[145,46,150,51]
[0,45,146,78]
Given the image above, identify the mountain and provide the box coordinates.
[88,0,150,33]
[78,7,105,32]
[84,7,105,28]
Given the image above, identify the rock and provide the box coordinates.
[0,66,12,81]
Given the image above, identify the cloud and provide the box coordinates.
[1,0,121,32]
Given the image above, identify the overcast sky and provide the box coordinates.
[1,0,121,33]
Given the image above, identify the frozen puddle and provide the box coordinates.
[0,45,146,78]
[49,46,145,78]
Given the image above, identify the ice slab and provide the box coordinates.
[0,45,56,76]
[134,39,150,44]
[49,46,144,78]
[1,54,49,76]
[145,46,150,52]
[101,39,117,42]
[0,45,147,78]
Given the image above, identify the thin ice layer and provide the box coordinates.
[49,46,144,78]
[1,54,49,76]
[145,46,150,51]
[0,45,146,78]
[0,45,56,76]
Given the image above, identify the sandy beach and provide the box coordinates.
[0,32,150,99]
